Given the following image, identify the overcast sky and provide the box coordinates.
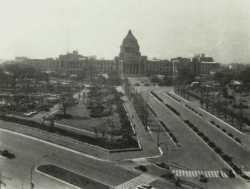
[0,0,249,63]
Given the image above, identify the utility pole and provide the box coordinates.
[145,94,149,130]
[0,172,10,189]
[157,129,160,148]
[232,98,235,126]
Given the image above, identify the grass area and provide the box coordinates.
[56,101,121,132]
[37,164,110,189]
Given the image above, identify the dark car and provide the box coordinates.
[223,168,235,178]
[1,150,16,159]
[199,174,208,182]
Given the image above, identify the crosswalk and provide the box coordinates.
[115,174,157,189]
[172,170,228,178]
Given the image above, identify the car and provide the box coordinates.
[223,168,235,178]
[198,174,207,182]
[138,184,155,189]
[1,150,16,159]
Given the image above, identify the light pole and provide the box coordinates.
[30,154,47,189]
[158,142,169,177]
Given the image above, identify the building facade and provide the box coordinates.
[13,30,219,77]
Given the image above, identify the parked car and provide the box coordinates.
[138,184,155,189]
[1,150,15,159]
[223,168,235,178]
[199,174,207,182]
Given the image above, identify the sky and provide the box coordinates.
[0,0,250,64]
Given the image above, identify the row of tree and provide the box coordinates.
[0,64,49,89]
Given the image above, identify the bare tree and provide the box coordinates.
[92,126,98,138]
[60,95,74,115]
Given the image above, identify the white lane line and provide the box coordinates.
[198,107,245,135]
[169,91,190,103]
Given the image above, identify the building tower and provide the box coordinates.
[119,30,144,75]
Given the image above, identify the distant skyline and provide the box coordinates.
[0,0,250,64]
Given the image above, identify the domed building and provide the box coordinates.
[119,30,147,75]
[21,30,219,77]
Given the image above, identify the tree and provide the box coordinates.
[92,126,98,138]
[176,66,195,85]
[60,94,74,115]
[108,71,123,86]
[236,67,250,83]
[49,118,55,132]
[78,64,98,81]
[99,123,107,138]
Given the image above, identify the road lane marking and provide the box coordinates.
[114,174,157,189]
[172,170,228,178]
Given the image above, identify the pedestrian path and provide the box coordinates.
[172,170,228,178]
[114,174,157,189]
[132,158,151,166]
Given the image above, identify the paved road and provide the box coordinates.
[0,128,181,189]
[130,83,250,189]
[155,90,250,171]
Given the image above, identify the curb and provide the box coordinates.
[198,107,246,135]
[181,121,239,177]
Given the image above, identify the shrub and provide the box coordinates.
[202,136,209,142]
[208,142,216,148]
[214,147,222,154]
[222,154,232,162]
[228,133,233,137]
[172,137,178,142]
[193,127,199,132]
[54,114,73,118]
[235,138,241,143]
[184,120,190,124]
[165,128,170,132]
[222,129,227,133]
[198,132,204,137]
[210,121,215,124]
[216,124,220,128]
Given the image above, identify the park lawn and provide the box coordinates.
[56,102,121,133]
[37,165,110,189]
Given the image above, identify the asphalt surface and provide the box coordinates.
[0,128,180,189]
[129,78,250,189]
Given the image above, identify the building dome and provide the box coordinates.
[123,30,138,43]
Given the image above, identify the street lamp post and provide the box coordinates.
[158,142,168,177]
[30,154,47,189]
